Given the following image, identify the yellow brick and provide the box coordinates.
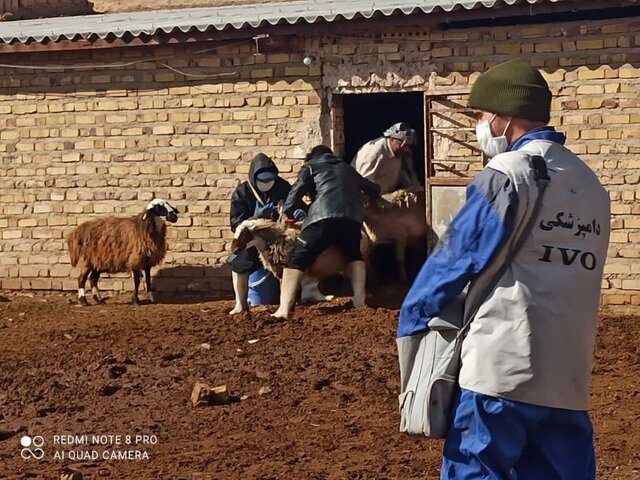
[3,230,22,239]
[235,138,256,147]
[535,42,562,53]
[266,53,290,64]
[0,131,19,140]
[62,152,81,162]
[219,151,241,160]
[576,85,604,95]
[233,111,256,120]
[234,82,256,93]
[604,114,630,124]
[619,67,640,78]
[251,69,274,79]
[153,125,174,135]
[188,229,210,239]
[29,129,49,138]
[621,280,640,291]
[200,112,223,122]
[76,165,96,175]
[75,115,96,124]
[170,165,189,174]
[577,68,606,80]
[285,66,309,77]
[61,128,79,137]
[75,140,94,149]
[267,109,289,119]
[168,113,190,122]
[17,218,37,227]
[219,125,242,134]
[624,218,640,228]
[94,204,114,214]
[198,138,221,148]
[576,39,604,50]
[169,86,190,95]
[12,104,37,114]
[96,101,119,111]
[106,114,127,123]
[431,47,452,57]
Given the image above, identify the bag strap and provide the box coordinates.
[446,155,550,374]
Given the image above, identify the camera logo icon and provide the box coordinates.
[20,435,45,460]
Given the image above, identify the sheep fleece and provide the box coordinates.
[67,215,168,273]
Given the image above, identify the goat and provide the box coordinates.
[230,219,370,303]
[66,199,179,306]
[362,189,428,283]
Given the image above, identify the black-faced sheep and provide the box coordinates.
[66,199,179,306]
[362,189,428,282]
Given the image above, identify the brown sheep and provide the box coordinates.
[67,199,179,306]
[362,189,428,283]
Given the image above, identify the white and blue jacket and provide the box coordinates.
[399,128,610,411]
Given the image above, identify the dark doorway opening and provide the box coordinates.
[341,92,427,285]
[342,92,425,185]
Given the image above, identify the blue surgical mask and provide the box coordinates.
[256,180,275,192]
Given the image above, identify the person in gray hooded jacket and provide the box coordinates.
[271,146,380,319]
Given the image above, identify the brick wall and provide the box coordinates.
[0,43,323,295]
[0,14,639,306]
[318,17,640,307]
[0,0,92,19]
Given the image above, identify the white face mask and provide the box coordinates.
[476,114,511,158]
[256,180,275,192]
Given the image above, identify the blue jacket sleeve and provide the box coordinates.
[398,167,518,337]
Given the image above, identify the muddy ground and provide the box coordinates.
[0,291,638,480]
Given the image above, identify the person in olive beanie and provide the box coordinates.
[400,58,610,480]
[469,57,552,122]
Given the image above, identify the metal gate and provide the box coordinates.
[424,91,485,249]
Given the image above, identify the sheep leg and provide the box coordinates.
[89,270,105,304]
[132,270,141,306]
[77,268,90,306]
[144,266,155,303]
[395,240,408,283]
[300,276,334,303]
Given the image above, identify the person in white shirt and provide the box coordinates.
[351,122,421,194]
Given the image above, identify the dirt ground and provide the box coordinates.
[0,291,638,480]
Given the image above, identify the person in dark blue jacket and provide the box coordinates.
[228,153,301,315]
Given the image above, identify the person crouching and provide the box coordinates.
[228,153,300,315]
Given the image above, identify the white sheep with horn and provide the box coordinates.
[230,218,369,305]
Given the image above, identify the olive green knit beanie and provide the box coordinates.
[469,58,552,123]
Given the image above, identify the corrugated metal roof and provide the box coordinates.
[0,0,562,44]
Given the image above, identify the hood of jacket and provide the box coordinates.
[248,153,279,187]
[307,153,343,167]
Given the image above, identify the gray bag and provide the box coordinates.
[397,155,550,439]
[397,295,465,437]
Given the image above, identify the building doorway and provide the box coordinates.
[338,91,427,284]
[341,91,425,184]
